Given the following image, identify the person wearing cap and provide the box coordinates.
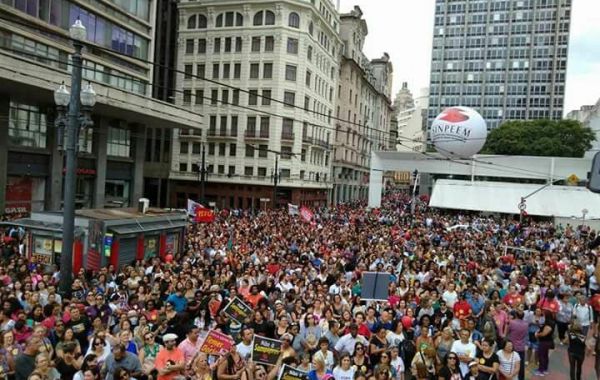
[334,323,368,356]
[464,360,487,380]
[156,333,185,380]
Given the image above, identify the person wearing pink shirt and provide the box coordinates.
[178,326,202,372]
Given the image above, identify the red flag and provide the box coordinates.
[299,206,313,223]
[195,205,215,223]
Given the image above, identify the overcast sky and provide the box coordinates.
[337,0,600,114]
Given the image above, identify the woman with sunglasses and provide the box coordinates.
[351,344,372,377]
[438,353,461,380]
[139,332,162,377]
[374,351,398,380]
[87,336,109,367]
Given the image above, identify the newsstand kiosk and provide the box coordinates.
[2,207,188,273]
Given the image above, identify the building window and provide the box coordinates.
[253,11,263,26]
[232,89,240,105]
[282,118,294,138]
[195,90,204,105]
[300,170,305,179]
[107,126,131,157]
[230,143,237,156]
[214,38,221,53]
[207,165,214,173]
[198,14,207,28]
[309,22,314,35]
[224,37,232,52]
[187,15,197,29]
[258,144,268,158]
[289,12,300,28]
[183,89,192,104]
[250,63,260,79]
[262,90,271,105]
[260,117,270,136]
[185,39,194,54]
[305,70,311,86]
[258,167,267,177]
[216,12,244,27]
[218,165,225,174]
[211,89,218,105]
[235,37,243,52]
[212,63,219,79]
[307,46,312,61]
[255,10,275,25]
[285,64,297,81]
[8,102,48,149]
[198,39,206,53]
[184,64,193,79]
[244,166,254,176]
[284,91,295,107]
[222,89,229,104]
[197,64,205,77]
[247,116,257,134]
[287,38,298,54]
[179,163,187,172]
[192,143,201,154]
[208,143,215,155]
[228,165,235,176]
[223,63,230,79]
[280,169,290,178]
[265,36,274,51]
[234,63,242,79]
[249,90,258,105]
[252,37,261,52]
[231,116,239,136]
[218,143,226,156]
[301,148,306,162]
[245,145,255,157]
[265,10,275,25]
[281,146,292,159]
[263,63,273,79]
[180,142,188,154]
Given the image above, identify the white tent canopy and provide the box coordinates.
[430,179,600,219]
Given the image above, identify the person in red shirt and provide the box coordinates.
[453,293,472,329]
[245,285,264,308]
[502,285,523,308]
[155,333,185,380]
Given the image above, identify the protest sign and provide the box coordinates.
[199,330,234,355]
[223,296,253,323]
[278,365,308,380]
[252,335,282,365]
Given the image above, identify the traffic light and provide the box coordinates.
[589,152,600,194]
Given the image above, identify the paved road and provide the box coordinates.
[528,343,596,380]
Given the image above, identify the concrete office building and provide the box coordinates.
[333,6,393,204]
[0,0,201,215]
[427,0,572,131]
[171,0,341,209]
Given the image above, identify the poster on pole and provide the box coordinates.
[278,365,308,380]
[252,335,282,366]
[199,330,234,355]
[223,296,253,323]
[360,272,390,301]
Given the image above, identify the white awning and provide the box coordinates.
[430,179,600,219]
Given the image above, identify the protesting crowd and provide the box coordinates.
[1,191,600,380]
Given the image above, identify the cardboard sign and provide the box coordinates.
[252,335,282,366]
[223,297,253,323]
[199,330,234,355]
[361,271,390,301]
[278,365,308,380]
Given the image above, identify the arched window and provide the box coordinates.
[308,21,314,35]
[307,45,313,61]
[236,12,243,26]
[265,10,275,25]
[198,14,207,28]
[187,15,197,29]
[288,12,300,28]
[253,11,263,26]
[216,14,223,27]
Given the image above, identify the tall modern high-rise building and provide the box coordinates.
[427,0,572,131]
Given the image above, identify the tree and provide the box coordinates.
[482,119,596,157]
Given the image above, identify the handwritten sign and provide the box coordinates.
[223,297,253,324]
[199,330,234,355]
[278,365,308,380]
[252,335,282,366]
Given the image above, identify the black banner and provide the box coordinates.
[278,365,308,380]
[252,335,282,366]
[361,272,390,301]
[223,296,253,323]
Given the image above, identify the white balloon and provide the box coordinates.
[430,106,488,158]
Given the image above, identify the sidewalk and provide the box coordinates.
[528,343,596,380]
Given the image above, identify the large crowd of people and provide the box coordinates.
[0,191,599,380]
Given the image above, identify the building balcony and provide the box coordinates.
[281,132,295,141]
[179,129,203,139]
[207,129,238,139]
[302,135,313,145]
[313,139,332,150]
[244,130,270,140]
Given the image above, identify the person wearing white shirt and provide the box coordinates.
[236,327,254,359]
[333,354,356,380]
[442,284,459,308]
[334,324,368,355]
[313,338,335,370]
[572,292,594,336]
[450,329,477,378]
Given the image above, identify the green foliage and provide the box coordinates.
[482,119,596,157]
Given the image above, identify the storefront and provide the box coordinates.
[2,207,188,272]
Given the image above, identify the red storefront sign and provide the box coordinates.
[5,177,32,214]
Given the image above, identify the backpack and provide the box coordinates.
[400,339,417,367]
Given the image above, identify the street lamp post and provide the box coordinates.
[582,208,589,228]
[54,19,96,296]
